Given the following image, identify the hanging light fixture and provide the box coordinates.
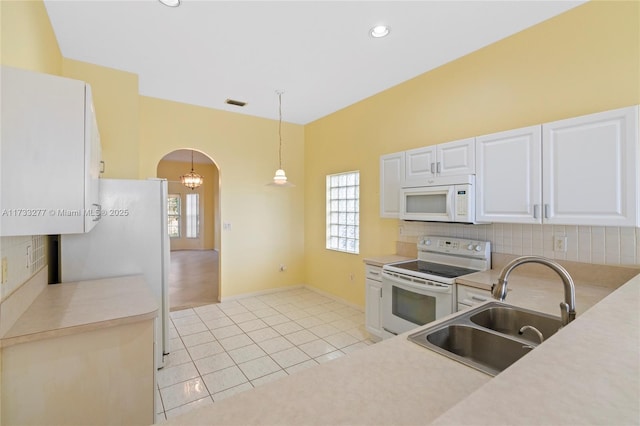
[180,150,204,190]
[268,90,294,187]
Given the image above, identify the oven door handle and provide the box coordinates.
[382,271,451,293]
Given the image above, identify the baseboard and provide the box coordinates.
[220,284,305,302]
[221,283,364,313]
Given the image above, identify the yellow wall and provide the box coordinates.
[140,96,305,298]
[0,0,61,75]
[157,160,218,251]
[304,0,640,306]
[62,59,140,179]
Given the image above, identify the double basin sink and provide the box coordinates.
[408,302,563,376]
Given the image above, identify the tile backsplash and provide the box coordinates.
[399,222,640,266]
[0,235,47,302]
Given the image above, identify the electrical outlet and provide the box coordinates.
[1,257,7,284]
[553,235,567,252]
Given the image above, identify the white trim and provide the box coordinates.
[220,284,364,313]
[219,284,305,302]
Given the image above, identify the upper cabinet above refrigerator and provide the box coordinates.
[1,66,103,236]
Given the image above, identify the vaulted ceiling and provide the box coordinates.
[44,1,585,125]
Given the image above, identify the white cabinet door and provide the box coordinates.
[476,126,542,224]
[542,105,638,226]
[380,152,404,218]
[437,137,476,176]
[404,146,436,186]
[365,277,383,339]
[403,139,475,187]
[1,66,102,236]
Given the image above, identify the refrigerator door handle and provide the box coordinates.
[92,203,102,222]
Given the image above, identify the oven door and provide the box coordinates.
[381,270,454,336]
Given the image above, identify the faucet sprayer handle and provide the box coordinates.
[559,302,576,327]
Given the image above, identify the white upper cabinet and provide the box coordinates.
[542,105,638,226]
[437,138,476,177]
[475,105,639,226]
[380,152,405,218]
[476,126,542,224]
[1,66,102,236]
[403,138,475,187]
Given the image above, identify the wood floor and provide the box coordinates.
[169,250,219,311]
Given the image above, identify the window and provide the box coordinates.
[326,171,359,254]
[185,193,200,239]
[167,194,181,238]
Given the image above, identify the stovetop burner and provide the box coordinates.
[382,236,492,284]
[390,260,478,279]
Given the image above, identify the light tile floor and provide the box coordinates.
[156,287,376,421]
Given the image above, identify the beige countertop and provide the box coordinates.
[456,255,639,317]
[0,275,158,348]
[363,254,413,267]
[434,273,640,425]
[162,268,639,426]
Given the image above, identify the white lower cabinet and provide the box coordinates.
[457,284,492,311]
[365,265,384,340]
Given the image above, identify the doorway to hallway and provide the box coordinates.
[169,249,219,311]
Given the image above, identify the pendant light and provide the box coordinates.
[180,150,204,190]
[269,91,294,187]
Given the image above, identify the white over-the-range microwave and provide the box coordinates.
[399,174,476,223]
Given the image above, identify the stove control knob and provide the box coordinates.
[466,244,474,251]
[474,244,483,252]
[424,239,432,246]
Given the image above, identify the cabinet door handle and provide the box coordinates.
[369,271,380,276]
[379,288,382,298]
[430,162,436,174]
[100,161,105,174]
[544,204,550,219]
[533,204,539,219]
[437,162,442,173]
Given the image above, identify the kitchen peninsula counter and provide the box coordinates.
[1,274,158,425]
[0,274,158,348]
[163,270,640,425]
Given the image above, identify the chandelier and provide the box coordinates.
[180,150,204,190]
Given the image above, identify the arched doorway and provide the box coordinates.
[157,149,221,311]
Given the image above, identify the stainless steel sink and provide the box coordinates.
[470,306,562,344]
[408,302,563,376]
[423,324,534,375]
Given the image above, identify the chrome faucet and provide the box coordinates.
[492,256,577,327]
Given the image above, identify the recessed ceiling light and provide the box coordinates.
[370,25,390,38]
[159,0,180,7]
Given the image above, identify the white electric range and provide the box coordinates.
[381,236,491,336]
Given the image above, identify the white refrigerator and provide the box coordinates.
[60,178,170,368]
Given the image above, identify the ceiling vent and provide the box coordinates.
[225,99,247,107]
